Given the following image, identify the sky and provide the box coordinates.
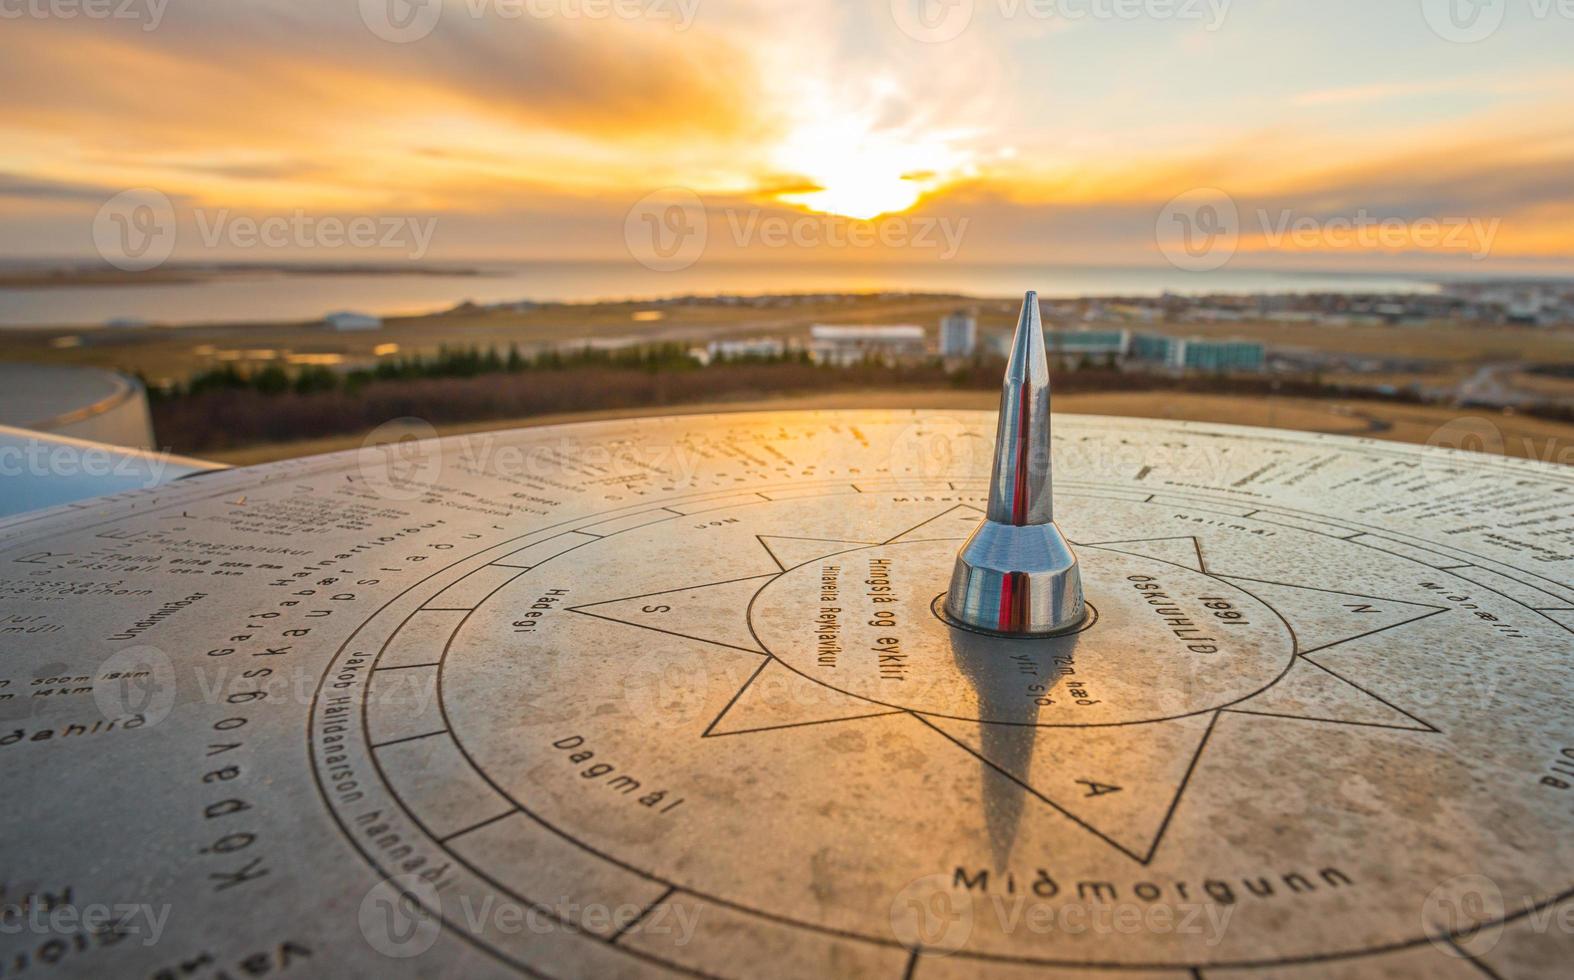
[2,0,1573,274]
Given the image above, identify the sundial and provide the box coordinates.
[2,298,1573,979]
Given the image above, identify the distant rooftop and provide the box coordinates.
[810,324,925,341]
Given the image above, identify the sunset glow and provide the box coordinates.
[0,2,1572,270]
[768,101,974,219]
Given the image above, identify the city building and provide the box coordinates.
[939,310,977,358]
[706,338,787,362]
[1045,328,1131,364]
[1129,334,1266,373]
[1130,332,1175,364]
[809,324,926,366]
[1175,339,1266,372]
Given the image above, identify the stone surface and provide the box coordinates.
[0,410,1571,978]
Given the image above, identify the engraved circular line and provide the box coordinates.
[744,540,1299,729]
[306,475,1572,971]
[930,591,1101,638]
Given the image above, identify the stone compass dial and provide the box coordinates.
[0,406,1571,979]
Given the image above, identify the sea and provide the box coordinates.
[0,260,1452,330]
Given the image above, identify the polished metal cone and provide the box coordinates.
[945,291,1086,635]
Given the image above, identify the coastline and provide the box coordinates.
[0,261,488,291]
[0,260,1470,331]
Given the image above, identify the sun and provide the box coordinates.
[779,173,924,222]
[769,111,967,220]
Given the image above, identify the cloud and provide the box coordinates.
[0,5,764,212]
[0,172,128,204]
[0,1,1571,270]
